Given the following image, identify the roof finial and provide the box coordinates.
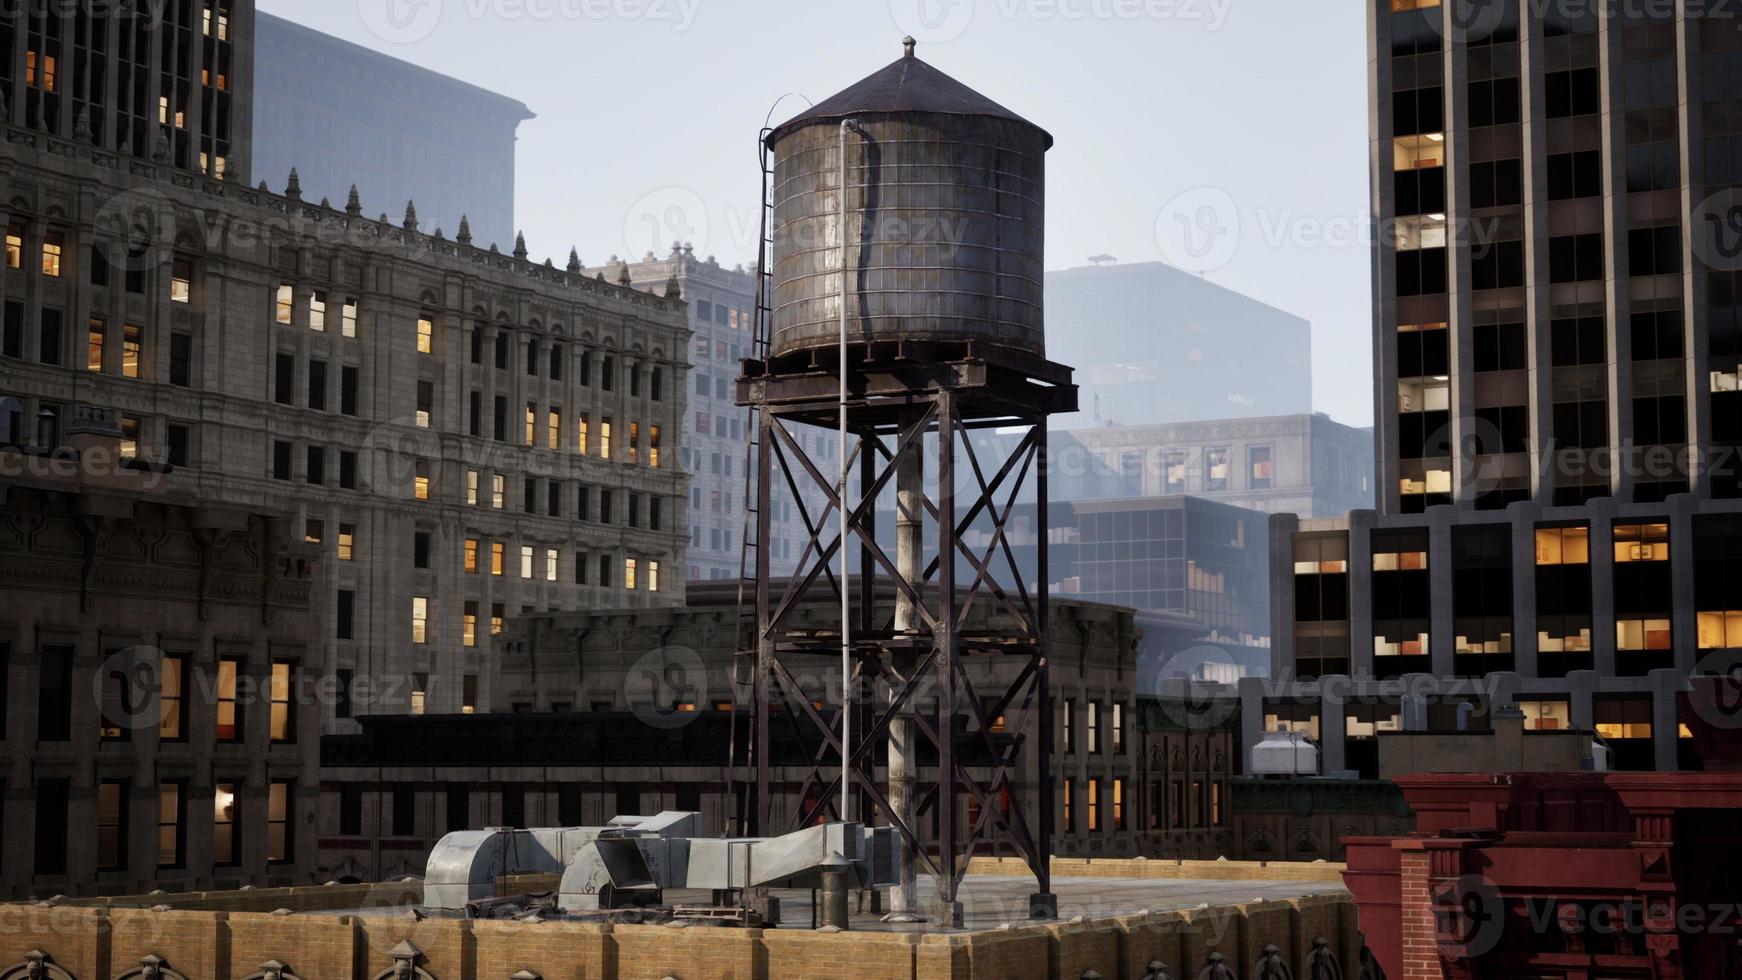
[456,214,472,245]
[346,184,362,216]
[902,36,916,59]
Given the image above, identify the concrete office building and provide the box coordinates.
[0,0,254,183]
[0,411,324,900]
[1251,0,1742,776]
[252,13,533,249]
[1060,413,1376,518]
[1047,261,1313,428]
[1,0,692,736]
[591,247,827,582]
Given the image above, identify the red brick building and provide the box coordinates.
[1344,768,1742,979]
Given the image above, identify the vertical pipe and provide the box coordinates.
[1033,423,1056,918]
[838,119,855,824]
[937,391,961,928]
[889,412,923,919]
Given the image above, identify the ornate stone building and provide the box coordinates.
[0,409,323,899]
[1,0,693,738]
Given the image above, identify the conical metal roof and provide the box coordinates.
[767,38,1054,148]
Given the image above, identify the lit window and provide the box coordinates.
[650,425,662,469]
[1393,132,1445,171]
[1087,779,1100,832]
[412,597,430,644]
[577,417,590,456]
[491,604,505,635]
[342,299,358,338]
[5,223,22,268]
[464,538,479,573]
[1698,611,1742,650]
[628,421,640,465]
[417,317,434,354]
[467,469,480,506]
[415,462,432,500]
[463,603,478,648]
[492,474,506,509]
[491,541,505,576]
[41,234,63,277]
[212,783,236,865]
[120,416,140,460]
[410,676,427,716]
[158,783,183,868]
[546,548,559,582]
[215,660,241,741]
[548,410,561,449]
[25,50,56,92]
[171,259,192,303]
[1617,618,1673,652]
[649,561,661,593]
[525,403,536,446]
[338,525,355,561]
[159,655,185,740]
[87,319,106,372]
[520,545,534,579]
[267,782,290,862]
[122,324,142,378]
[1535,527,1590,565]
[601,419,613,460]
[1518,700,1571,731]
[1614,523,1670,563]
[269,663,293,741]
[309,291,327,332]
[275,284,294,325]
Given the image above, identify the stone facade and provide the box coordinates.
[0,415,323,900]
[1,94,693,735]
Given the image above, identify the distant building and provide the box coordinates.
[1057,414,1375,519]
[590,247,826,582]
[1046,262,1312,428]
[252,13,532,247]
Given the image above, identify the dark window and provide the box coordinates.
[306,446,325,485]
[339,784,363,836]
[1452,525,1515,676]
[471,326,484,364]
[341,366,359,417]
[90,243,111,287]
[1551,317,1607,367]
[392,785,416,837]
[34,778,69,875]
[651,367,663,401]
[38,308,62,365]
[601,356,615,392]
[558,784,584,826]
[1474,405,1529,455]
[614,783,640,817]
[1553,400,1610,451]
[550,343,564,380]
[1626,142,1679,193]
[1468,76,1520,127]
[1468,159,1521,209]
[308,359,327,411]
[1546,67,1600,118]
[469,391,482,436]
[1631,310,1685,361]
[502,783,525,827]
[495,331,509,369]
[1634,395,1688,446]
[1372,531,1432,680]
[337,590,355,640]
[336,668,354,717]
[1550,234,1605,282]
[1392,87,1444,137]
[1548,150,1602,200]
[274,353,295,405]
[1628,225,1682,277]
[339,451,357,490]
[1473,322,1527,372]
[1470,238,1525,290]
[37,644,73,741]
[166,424,189,468]
[169,333,192,387]
[3,302,22,358]
[1397,247,1448,297]
[413,531,431,569]
[447,784,470,832]
[493,396,507,442]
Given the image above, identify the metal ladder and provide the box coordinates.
[725,129,778,838]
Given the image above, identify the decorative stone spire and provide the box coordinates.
[403,199,419,232]
[152,127,172,163]
[346,184,362,216]
[433,226,445,240]
[456,215,472,246]
[258,180,270,192]
[513,231,528,260]
[0,86,9,122]
[319,196,331,209]
[618,262,632,286]
[567,248,582,273]
[73,107,92,142]
[596,271,605,281]
[664,270,682,300]
[285,167,302,200]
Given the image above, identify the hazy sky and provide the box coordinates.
[263,0,1374,425]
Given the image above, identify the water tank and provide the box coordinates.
[765,38,1052,360]
[1249,730,1320,777]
